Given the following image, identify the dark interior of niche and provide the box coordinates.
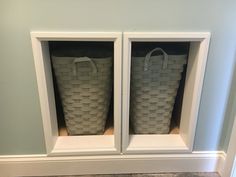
[131,42,190,134]
[131,42,190,56]
[48,41,114,136]
[49,41,114,57]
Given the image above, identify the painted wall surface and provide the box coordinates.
[220,64,236,151]
[0,0,236,154]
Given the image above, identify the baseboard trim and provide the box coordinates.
[0,151,225,177]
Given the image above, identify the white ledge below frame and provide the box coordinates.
[125,134,189,154]
[50,135,117,156]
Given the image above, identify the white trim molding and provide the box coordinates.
[122,32,211,154]
[0,151,225,177]
[31,31,211,156]
[232,158,236,177]
[221,113,236,177]
[31,32,122,156]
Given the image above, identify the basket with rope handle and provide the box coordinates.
[52,56,113,135]
[130,48,187,134]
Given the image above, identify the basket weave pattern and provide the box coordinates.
[130,54,187,134]
[52,56,112,135]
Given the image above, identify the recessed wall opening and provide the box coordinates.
[31,32,209,155]
[49,41,115,136]
[31,32,122,155]
[130,42,190,135]
[122,32,210,154]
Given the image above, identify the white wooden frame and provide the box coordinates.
[31,32,122,156]
[122,32,210,154]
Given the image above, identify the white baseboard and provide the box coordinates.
[0,151,226,177]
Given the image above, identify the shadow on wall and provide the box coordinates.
[220,49,236,151]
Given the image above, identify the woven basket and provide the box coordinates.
[130,48,187,134]
[51,56,112,135]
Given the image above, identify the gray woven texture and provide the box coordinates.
[52,56,112,135]
[130,54,187,134]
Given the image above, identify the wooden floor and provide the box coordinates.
[48,173,220,177]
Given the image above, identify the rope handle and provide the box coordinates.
[144,48,169,71]
[73,57,97,76]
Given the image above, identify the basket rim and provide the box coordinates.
[51,55,112,60]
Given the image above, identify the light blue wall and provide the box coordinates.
[0,0,236,154]
[220,63,236,151]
